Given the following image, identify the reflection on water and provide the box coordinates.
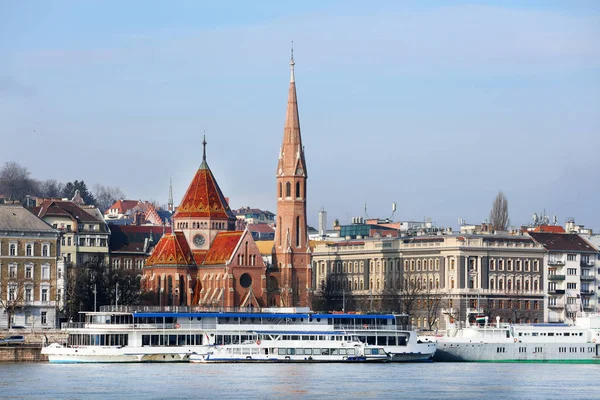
[1,363,598,399]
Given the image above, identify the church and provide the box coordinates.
[142,53,311,308]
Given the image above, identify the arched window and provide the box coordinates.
[285,182,291,197]
[26,244,33,256]
[42,244,49,257]
[490,279,495,290]
[295,181,300,198]
[279,182,282,198]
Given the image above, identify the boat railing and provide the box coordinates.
[98,305,311,314]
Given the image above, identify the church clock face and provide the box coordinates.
[193,234,206,247]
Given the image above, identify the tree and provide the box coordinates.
[0,161,36,202]
[489,191,510,231]
[64,261,143,321]
[0,278,26,329]
[93,184,125,213]
[37,179,64,198]
[398,278,422,318]
[61,180,96,206]
[421,285,444,330]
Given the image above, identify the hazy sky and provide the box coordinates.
[1,1,599,230]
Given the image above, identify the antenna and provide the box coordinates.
[389,202,396,221]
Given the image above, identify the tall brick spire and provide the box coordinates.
[272,48,311,307]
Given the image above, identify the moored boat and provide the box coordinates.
[434,313,600,363]
[189,331,389,363]
[43,306,434,363]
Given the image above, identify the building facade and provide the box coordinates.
[312,234,546,329]
[0,204,63,329]
[142,139,267,308]
[528,232,599,322]
[33,199,110,266]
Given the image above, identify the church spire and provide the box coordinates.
[200,134,208,170]
[168,177,174,212]
[290,41,295,83]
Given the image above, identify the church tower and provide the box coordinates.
[272,49,311,307]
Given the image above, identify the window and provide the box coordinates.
[41,311,47,325]
[450,259,455,270]
[278,183,282,197]
[490,259,496,271]
[26,243,33,256]
[42,244,49,257]
[25,264,33,279]
[41,264,50,280]
[567,283,577,290]
[41,287,49,302]
[567,254,577,261]
[285,182,291,197]
[8,285,17,301]
[25,287,33,302]
[9,243,17,256]
[9,264,17,278]
[567,268,577,275]
[525,260,530,272]
[295,181,301,198]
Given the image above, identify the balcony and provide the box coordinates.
[548,274,565,281]
[580,274,595,281]
[581,260,596,267]
[580,290,594,296]
[548,302,564,309]
[548,260,565,266]
[548,289,565,295]
[583,305,596,312]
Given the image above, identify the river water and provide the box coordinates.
[1,362,599,399]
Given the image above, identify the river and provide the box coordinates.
[1,362,599,399]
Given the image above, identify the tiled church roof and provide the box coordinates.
[202,231,244,265]
[146,231,194,266]
[173,158,235,220]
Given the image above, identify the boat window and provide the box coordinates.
[278,348,286,355]
[309,336,315,341]
[388,336,396,346]
[304,349,312,355]
[348,349,355,355]
[312,348,320,355]
[331,349,338,355]
[302,336,309,340]
[296,348,304,355]
[377,336,386,345]
[532,333,538,337]
[321,349,330,355]
[291,335,299,341]
[564,333,570,337]
[367,336,376,345]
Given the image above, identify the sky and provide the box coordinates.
[1,1,599,231]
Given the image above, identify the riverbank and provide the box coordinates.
[0,330,67,362]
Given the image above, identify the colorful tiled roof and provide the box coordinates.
[202,231,244,265]
[105,199,140,215]
[173,160,235,220]
[146,231,195,266]
[532,225,566,233]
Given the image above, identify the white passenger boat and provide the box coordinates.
[189,331,389,363]
[434,314,600,363]
[43,306,434,363]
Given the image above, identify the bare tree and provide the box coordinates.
[0,276,27,329]
[37,179,64,198]
[421,285,444,330]
[489,191,510,231]
[398,277,422,318]
[0,161,36,202]
[93,184,125,213]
